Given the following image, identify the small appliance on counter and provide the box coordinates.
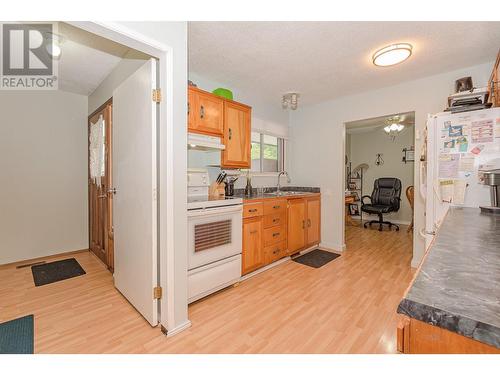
[478,168,500,215]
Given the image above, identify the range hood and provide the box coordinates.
[188,133,225,151]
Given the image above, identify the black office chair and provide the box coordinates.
[361,178,402,231]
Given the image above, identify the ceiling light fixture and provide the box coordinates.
[383,116,405,141]
[282,92,300,110]
[372,43,412,67]
[44,32,64,59]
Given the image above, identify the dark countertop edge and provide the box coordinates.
[397,298,500,349]
[233,186,321,201]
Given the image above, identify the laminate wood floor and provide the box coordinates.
[0,225,414,353]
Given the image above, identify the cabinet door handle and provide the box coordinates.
[187,102,190,115]
[248,209,258,213]
[272,232,280,237]
[250,230,258,234]
[229,128,232,140]
[273,205,280,209]
[308,219,311,227]
[200,105,205,119]
[302,220,305,229]
[272,218,279,223]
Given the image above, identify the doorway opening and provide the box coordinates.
[0,21,168,330]
[343,111,415,255]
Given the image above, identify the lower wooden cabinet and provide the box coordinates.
[397,315,500,354]
[287,199,307,254]
[242,194,321,275]
[242,216,265,275]
[287,196,321,254]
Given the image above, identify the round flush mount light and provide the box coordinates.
[372,43,413,67]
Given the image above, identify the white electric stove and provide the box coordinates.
[186,169,243,303]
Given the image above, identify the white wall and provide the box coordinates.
[347,125,414,224]
[289,61,493,266]
[0,90,88,264]
[88,57,149,114]
[188,72,291,189]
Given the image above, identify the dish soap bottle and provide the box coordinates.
[244,171,253,196]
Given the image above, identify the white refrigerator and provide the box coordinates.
[423,107,500,250]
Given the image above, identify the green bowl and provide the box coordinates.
[212,88,233,100]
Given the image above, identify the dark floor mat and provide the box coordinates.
[292,249,340,268]
[31,258,86,286]
[0,315,34,354]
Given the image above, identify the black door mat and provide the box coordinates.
[292,249,340,268]
[31,258,86,286]
[0,315,34,354]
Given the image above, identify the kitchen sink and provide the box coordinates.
[263,191,308,197]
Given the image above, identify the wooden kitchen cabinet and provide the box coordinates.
[221,100,251,169]
[242,216,265,275]
[187,87,224,137]
[242,194,321,275]
[306,196,321,247]
[287,197,321,254]
[287,198,307,254]
[397,315,500,354]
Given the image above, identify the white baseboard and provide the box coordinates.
[319,242,344,252]
[164,320,192,337]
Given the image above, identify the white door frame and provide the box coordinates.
[341,111,416,256]
[68,21,190,336]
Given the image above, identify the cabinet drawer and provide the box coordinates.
[263,225,286,246]
[243,203,263,218]
[264,241,287,264]
[263,199,287,215]
[263,212,286,228]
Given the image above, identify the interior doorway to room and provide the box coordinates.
[88,99,113,270]
[343,112,415,251]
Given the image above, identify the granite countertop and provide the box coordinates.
[397,207,500,349]
[233,186,320,202]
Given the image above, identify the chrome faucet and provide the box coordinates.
[277,171,290,194]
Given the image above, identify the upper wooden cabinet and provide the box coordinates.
[221,100,252,169]
[187,86,252,169]
[187,87,224,137]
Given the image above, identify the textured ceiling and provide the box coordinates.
[189,22,500,106]
[57,23,149,95]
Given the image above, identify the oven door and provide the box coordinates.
[187,205,243,270]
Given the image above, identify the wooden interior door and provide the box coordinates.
[221,101,251,168]
[306,197,321,246]
[88,100,114,271]
[287,198,306,254]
